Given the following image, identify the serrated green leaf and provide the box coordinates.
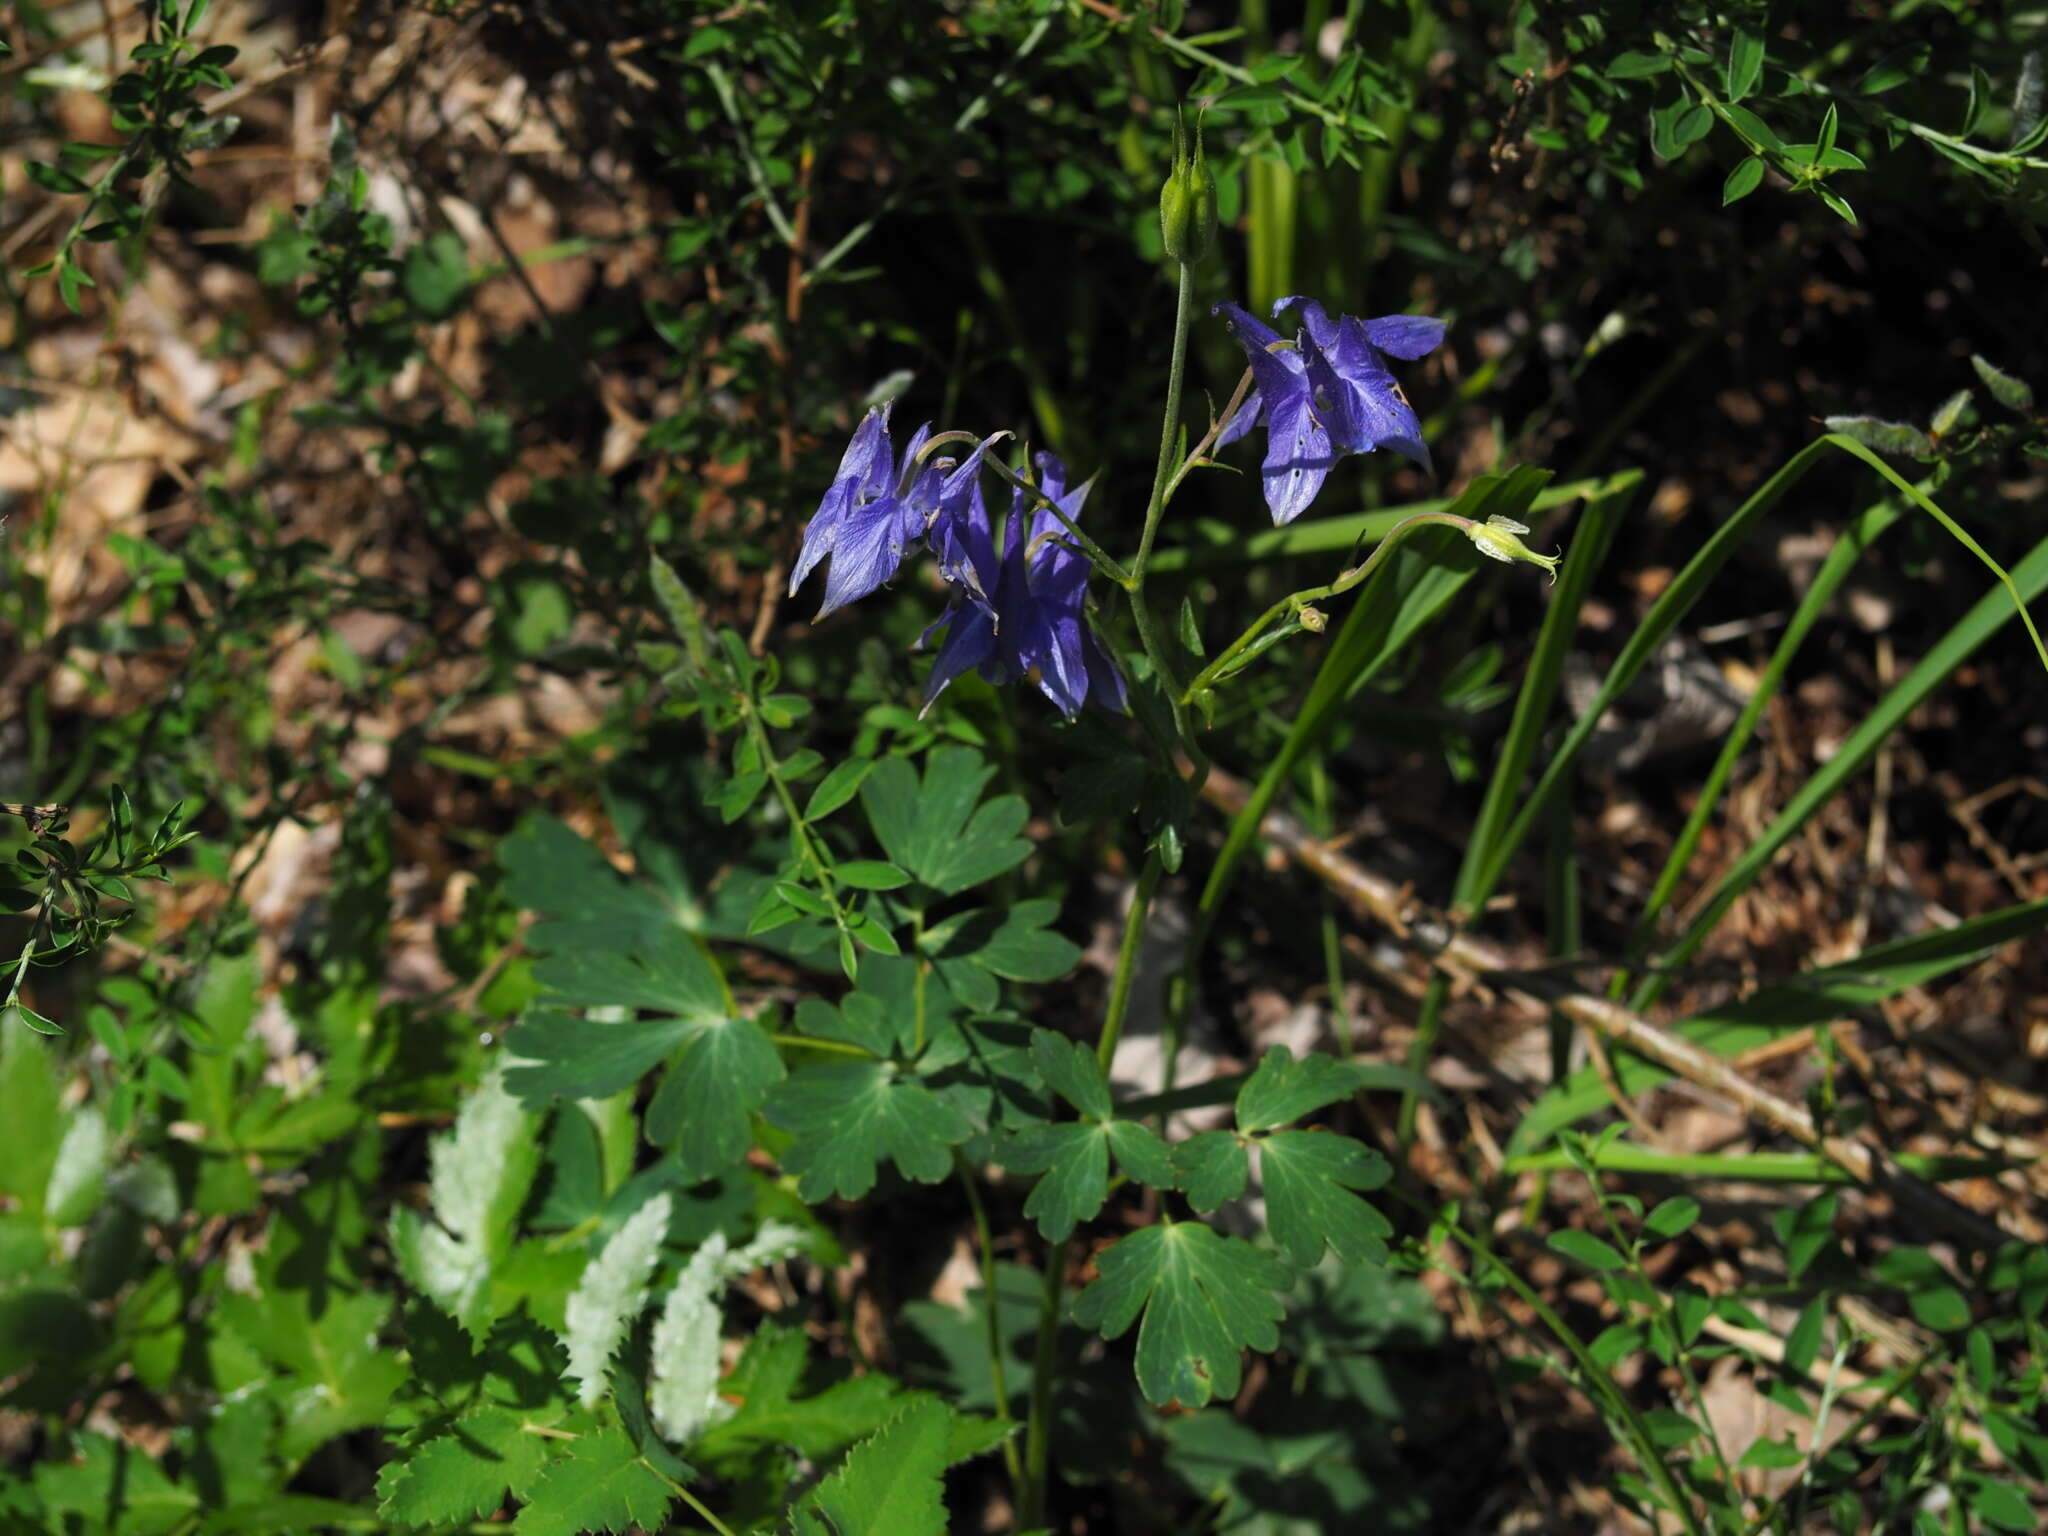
[696,1323,907,1471]
[1071,1220,1290,1407]
[1173,1132,1249,1212]
[765,1062,973,1200]
[32,1432,199,1531]
[860,747,1031,895]
[788,1398,951,1536]
[1256,1131,1392,1265]
[377,1407,550,1525]
[510,1428,673,1536]
[642,1014,784,1181]
[1234,1045,1358,1132]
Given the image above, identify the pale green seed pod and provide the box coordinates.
[1466,515,1561,582]
[1158,109,1216,267]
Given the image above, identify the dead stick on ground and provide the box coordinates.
[1196,763,2014,1252]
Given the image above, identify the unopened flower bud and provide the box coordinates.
[1466,514,1561,582]
[1298,605,1327,633]
[1158,109,1216,267]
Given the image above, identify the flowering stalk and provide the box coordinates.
[1123,260,1203,754]
[982,455,1129,585]
[1181,510,1560,705]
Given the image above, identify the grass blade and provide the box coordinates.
[1633,532,2048,1010]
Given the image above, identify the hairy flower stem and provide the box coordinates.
[1017,1238,1069,1531]
[955,1151,1024,1494]
[1124,262,1203,758]
[1181,510,1474,702]
[1014,847,1160,1525]
[1095,850,1163,1073]
[1155,510,1480,1103]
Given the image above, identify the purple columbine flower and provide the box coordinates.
[790,404,999,620]
[920,453,1127,720]
[1214,296,1446,525]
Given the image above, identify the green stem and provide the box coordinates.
[912,908,929,1057]
[983,456,1129,584]
[1430,1211,1707,1536]
[1124,261,1203,753]
[1131,264,1197,586]
[1181,511,1475,701]
[1017,1240,1069,1531]
[770,1033,873,1057]
[1096,851,1163,1073]
[745,704,848,934]
[671,1480,740,1536]
[955,1151,1024,1495]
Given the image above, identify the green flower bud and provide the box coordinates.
[1466,514,1561,583]
[1298,605,1327,633]
[1158,108,1216,267]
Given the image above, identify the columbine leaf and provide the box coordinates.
[1030,1030,1110,1121]
[500,814,679,951]
[530,926,725,1018]
[1233,1045,1359,1133]
[860,746,1032,895]
[1071,1220,1290,1408]
[1005,1116,1175,1241]
[788,1398,952,1536]
[765,1062,973,1200]
[504,1010,697,1102]
[642,1014,784,1181]
[1255,1131,1393,1265]
[510,1428,673,1536]
[376,1407,550,1526]
[1005,1123,1108,1242]
[1105,1121,1176,1188]
[928,900,1081,983]
[1173,1131,1249,1213]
